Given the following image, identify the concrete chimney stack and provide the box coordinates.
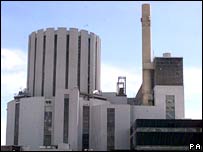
[141,4,153,105]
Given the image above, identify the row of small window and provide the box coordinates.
[46,100,52,104]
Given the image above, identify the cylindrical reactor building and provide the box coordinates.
[27,28,101,98]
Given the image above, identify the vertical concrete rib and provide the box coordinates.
[56,28,67,90]
[34,29,44,96]
[27,35,31,92]
[44,28,55,98]
[68,28,79,89]
[28,32,36,96]
[96,37,101,90]
[95,37,97,90]
[80,30,89,93]
[89,33,96,93]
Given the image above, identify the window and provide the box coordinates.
[82,106,90,150]
[42,35,46,96]
[46,100,51,104]
[87,38,90,94]
[63,98,69,143]
[166,95,175,119]
[14,103,20,145]
[65,35,69,89]
[53,34,57,96]
[43,111,52,146]
[78,36,81,90]
[107,108,115,150]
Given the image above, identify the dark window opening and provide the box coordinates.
[43,111,52,146]
[63,98,69,143]
[14,103,20,145]
[53,35,57,96]
[107,108,115,151]
[78,36,81,90]
[88,38,90,95]
[65,35,69,89]
[82,106,90,150]
[42,35,46,96]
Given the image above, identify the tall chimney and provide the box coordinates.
[141,4,153,105]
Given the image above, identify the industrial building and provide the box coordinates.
[5,4,202,151]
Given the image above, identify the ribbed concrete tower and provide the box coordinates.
[141,4,153,105]
[27,28,101,98]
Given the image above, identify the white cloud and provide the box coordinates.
[1,48,27,94]
[1,48,27,72]
[183,66,202,119]
[1,48,27,145]
[183,67,202,101]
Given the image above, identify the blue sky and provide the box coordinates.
[1,1,202,145]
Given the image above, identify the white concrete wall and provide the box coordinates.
[34,29,44,96]
[18,97,45,149]
[114,105,130,150]
[91,102,130,150]
[53,89,64,145]
[89,33,96,92]
[80,30,89,93]
[96,37,101,91]
[91,104,107,151]
[53,88,80,151]
[131,105,165,125]
[28,32,36,96]
[154,85,185,119]
[131,85,185,125]
[68,28,78,89]
[6,100,16,145]
[27,36,31,93]
[56,28,67,90]
[44,28,55,98]
[78,98,84,150]
[102,92,128,104]
[68,88,80,150]
[78,98,110,150]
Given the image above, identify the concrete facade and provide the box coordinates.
[18,97,45,148]
[154,85,185,119]
[80,30,89,93]
[44,28,55,98]
[6,100,15,145]
[6,97,45,148]
[27,28,101,97]
[6,92,131,151]
[131,85,184,124]
[34,29,44,96]
[6,4,187,151]
[27,32,36,96]
[68,28,78,90]
[53,87,80,150]
[102,92,128,104]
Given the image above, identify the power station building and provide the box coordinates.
[5,4,202,151]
